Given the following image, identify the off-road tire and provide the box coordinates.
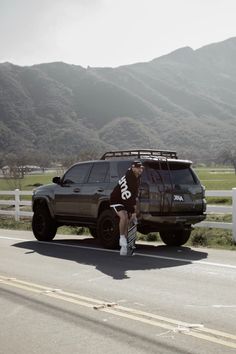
[160,229,191,246]
[97,209,119,249]
[32,205,57,241]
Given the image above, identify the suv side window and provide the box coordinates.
[63,163,92,184]
[118,161,132,177]
[88,162,109,183]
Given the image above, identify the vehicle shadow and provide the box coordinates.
[13,237,208,280]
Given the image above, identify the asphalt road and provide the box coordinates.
[0,229,236,354]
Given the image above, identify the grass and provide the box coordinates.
[138,228,236,250]
[0,217,90,235]
[195,167,236,190]
[0,218,32,231]
[195,167,236,206]
[0,173,55,191]
[0,217,235,250]
[206,197,232,205]
[206,214,232,222]
[189,228,235,250]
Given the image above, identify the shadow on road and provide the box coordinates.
[13,237,208,280]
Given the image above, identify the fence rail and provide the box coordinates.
[195,189,236,242]
[0,188,236,242]
[0,189,33,220]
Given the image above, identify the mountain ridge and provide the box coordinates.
[0,37,236,164]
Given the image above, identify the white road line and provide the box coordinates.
[0,236,27,241]
[1,235,236,270]
[212,305,236,308]
[136,252,236,269]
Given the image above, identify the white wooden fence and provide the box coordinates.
[0,189,33,220]
[0,188,236,243]
[197,189,236,243]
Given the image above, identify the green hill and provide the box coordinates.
[1,37,236,164]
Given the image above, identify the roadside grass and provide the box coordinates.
[0,218,32,231]
[0,217,91,235]
[206,197,232,205]
[136,228,236,250]
[0,217,235,251]
[189,228,235,250]
[206,213,232,222]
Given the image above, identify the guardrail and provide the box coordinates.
[0,188,236,242]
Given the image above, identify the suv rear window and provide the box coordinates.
[118,160,197,185]
[144,162,197,185]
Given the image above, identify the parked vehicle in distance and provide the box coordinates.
[32,149,206,248]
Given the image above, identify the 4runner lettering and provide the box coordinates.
[173,195,184,202]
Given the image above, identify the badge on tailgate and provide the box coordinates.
[173,195,184,202]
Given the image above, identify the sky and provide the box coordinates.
[0,0,236,68]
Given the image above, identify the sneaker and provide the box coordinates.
[120,246,127,256]
[119,236,127,247]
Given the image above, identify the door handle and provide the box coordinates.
[73,188,80,193]
[97,188,104,192]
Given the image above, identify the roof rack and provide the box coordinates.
[100,149,178,160]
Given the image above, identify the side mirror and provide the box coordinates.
[52,176,61,184]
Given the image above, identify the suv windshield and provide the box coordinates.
[118,160,197,185]
[145,162,197,185]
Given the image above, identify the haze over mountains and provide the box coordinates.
[0,37,236,163]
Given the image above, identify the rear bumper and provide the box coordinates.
[139,212,206,225]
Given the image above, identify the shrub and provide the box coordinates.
[137,232,160,242]
[190,230,208,247]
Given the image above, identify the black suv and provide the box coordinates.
[32,149,206,248]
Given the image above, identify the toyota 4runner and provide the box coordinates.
[32,149,206,248]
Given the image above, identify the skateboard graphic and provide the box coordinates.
[127,224,137,256]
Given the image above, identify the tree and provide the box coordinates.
[79,149,101,162]
[0,152,37,189]
[218,147,236,174]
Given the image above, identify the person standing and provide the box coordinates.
[110,160,144,255]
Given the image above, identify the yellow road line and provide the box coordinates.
[115,305,236,341]
[1,275,236,349]
[185,330,236,350]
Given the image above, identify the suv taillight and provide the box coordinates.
[201,185,206,198]
[201,185,207,212]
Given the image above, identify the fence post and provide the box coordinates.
[15,189,20,221]
[232,188,236,244]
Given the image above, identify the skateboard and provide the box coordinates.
[127,224,137,256]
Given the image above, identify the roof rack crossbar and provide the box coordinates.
[100,149,178,160]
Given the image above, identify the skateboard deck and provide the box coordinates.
[127,224,137,256]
